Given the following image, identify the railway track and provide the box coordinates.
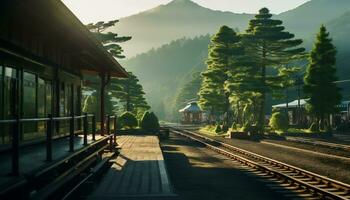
[284,136,350,151]
[169,127,350,200]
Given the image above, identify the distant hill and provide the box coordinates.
[111,0,253,57]
[121,35,210,119]
[120,0,350,119]
[111,0,350,58]
[278,0,350,39]
[326,11,350,91]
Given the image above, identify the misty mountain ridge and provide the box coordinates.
[111,0,253,58]
[112,0,350,58]
[120,0,350,119]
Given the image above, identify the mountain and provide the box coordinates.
[121,0,350,120]
[110,0,253,57]
[278,0,350,38]
[112,0,350,58]
[121,35,210,119]
[327,11,350,89]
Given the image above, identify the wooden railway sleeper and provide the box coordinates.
[170,128,350,200]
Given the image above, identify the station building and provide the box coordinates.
[179,101,204,124]
[272,99,350,128]
[0,0,128,146]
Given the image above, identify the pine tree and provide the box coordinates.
[198,26,242,125]
[87,20,131,59]
[84,20,132,118]
[244,8,305,133]
[82,90,116,119]
[111,72,150,114]
[173,72,202,119]
[304,25,342,130]
[225,32,260,126]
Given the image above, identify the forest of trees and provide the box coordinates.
[123,0,350,122]
[198,8,342,133]
[124,35,210,120]
[83,20,151,120]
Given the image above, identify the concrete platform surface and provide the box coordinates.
[88,135,177,200]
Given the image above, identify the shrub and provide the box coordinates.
[269,112,289,131]
[231,122,236,129]
[139,111,150,129]
[309,122,319,132]
[119,112,138,129]
[140,111,160,132]
[222,124,229,132]
[214,124,222,133]
[241,122,251,132]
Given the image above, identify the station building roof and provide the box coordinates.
[273,99,350,112]
[179,102,203,113]
[272,99,308,109]
[0,0,128,78]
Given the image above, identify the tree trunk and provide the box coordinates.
[258,45,267,134]
[126,84,131,112]
[225,93,231,127]
[258,66,266,134]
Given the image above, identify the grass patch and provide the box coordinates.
[270,128,332,138]
[199,125,229,137]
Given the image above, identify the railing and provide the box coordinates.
[0,113,97,176]
[106,115,118,148]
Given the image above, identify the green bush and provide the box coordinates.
[309,122,319,132]
[231,122,236,129]
[241,122,251,132]
[269,112,289,131]
[214,124,222,133]
[119,112,138,129]
[222,124,229,132]
[140,111,160,132]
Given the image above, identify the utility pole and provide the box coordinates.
[297,76,302,127]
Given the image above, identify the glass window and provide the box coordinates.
[4,67,17,119]
[45,81,53,136]
[23,72,36,118]
[38,78,45,117]
[23,72,38,140]
[0,65,3,119]
[46,81,52,116]
[59,83,69,136]
[60,83,65,116]
[75,86,81,131]
[2,67,17,144]
[37,78,46,137]
[0,65,4,145]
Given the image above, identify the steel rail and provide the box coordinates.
[169,127,350,200]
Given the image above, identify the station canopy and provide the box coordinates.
[179,102,202,113]
[273,99,350,112]
[0,0,128,78]
[272,99,308,109]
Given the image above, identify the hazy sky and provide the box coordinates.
[62,0,310,23]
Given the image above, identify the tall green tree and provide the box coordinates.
[225,33,260,126]
[111,72,150,114]
[244,8,305,133]
[87,20,131,59]
[173,72,202,118]
[82,91,117,119]
[199,26,242,125]
[84,21,151,132]
[304,25,342,130]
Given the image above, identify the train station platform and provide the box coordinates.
[0,134,108,198]
[88,135,177,200]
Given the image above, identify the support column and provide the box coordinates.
[54,68,60,135]
[100,73,106,136]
